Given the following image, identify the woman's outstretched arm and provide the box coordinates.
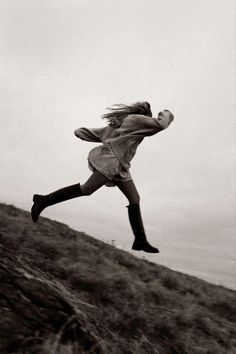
[123,112,174,137]
[74,126,107,142]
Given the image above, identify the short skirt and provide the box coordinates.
[88,143,132,187]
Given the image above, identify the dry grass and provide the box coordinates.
[0,202,236,354]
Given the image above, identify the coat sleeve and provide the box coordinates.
[125,115,173,137]
[125,115,164,137]
[74,127,107,142]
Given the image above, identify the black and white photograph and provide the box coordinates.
[0,0,235,353]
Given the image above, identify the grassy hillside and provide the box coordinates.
[0,202,235,354]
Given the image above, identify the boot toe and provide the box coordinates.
[132,240,159,253]
[31,204,39,222]
[143,244,159,253]
[31,196,45,222]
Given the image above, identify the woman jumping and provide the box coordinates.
[31,101,174,253]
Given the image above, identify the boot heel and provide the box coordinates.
[132,240,143,251]
[33,194,44,203]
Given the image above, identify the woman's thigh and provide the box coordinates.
[80,171,109,195]
[115,179,140,204]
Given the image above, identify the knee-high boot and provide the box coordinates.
[127,203,159,253]
[31,183,82,223]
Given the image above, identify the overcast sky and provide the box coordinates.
[1,0,235,289]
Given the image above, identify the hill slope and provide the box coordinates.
[0,203,235,354]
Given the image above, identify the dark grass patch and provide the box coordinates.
[0,203,236,354]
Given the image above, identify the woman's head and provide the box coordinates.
[102,101,152,128]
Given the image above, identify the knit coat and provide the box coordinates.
[74,114,173,171]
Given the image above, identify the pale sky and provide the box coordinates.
[1,0,235,289]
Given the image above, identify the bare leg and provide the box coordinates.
[31,171,109,222]
[80,171,110,195]
[115,179,140,205]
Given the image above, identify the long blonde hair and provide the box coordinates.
[102,101,152,128]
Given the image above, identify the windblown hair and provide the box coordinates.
[102,101,152,128]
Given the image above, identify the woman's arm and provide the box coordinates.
[123,115,163,137]
[74,127,107,142]
[123,114,173,137]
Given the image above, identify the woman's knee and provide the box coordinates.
[80,171,108,196]
[116,180,140,205]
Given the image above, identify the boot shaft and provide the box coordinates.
[127,203,159,253]
[46,183,82,206]
[127,203,146,241]
[31,183,82,222]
